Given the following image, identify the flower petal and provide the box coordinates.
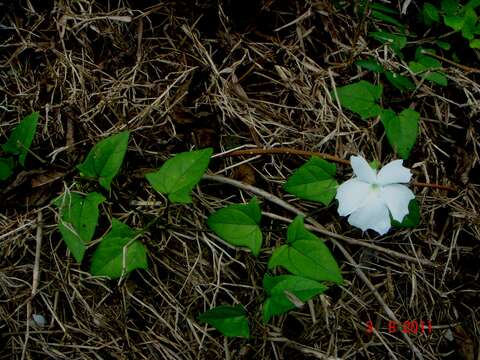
[377,159,411,185]
[350,155,377,183]
[380,184,415,222]
[335,178,372,216]
[347,193,391,235]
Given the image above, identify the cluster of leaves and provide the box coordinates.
[339,2,479,160]
[365,1,450,85]
[334,81,419,159]
[54,141,214,278]
[1,110,420,338]
[49,136,343,336]
[336,2,479,161]
[423,0,480,48]
[199,156,419,337]
[54,131,149,278]
[0,112,39,180]
[202,210,342,336]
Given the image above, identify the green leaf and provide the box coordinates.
[409,58,448,86]
[0,157,14,181]
[370,3,398,15]
[423,3,440,24]
[197,305,249,338]
[435,40,452,50]
[53,191,105,262]
[470,38,480,47]
[371,10,404,28]
[355,57,384,73]
[466,0,480,9]
[283,157,338,206]
[370,31,407,56]
[417,55,442,69]
[90,219,148,278]
[268,216,343,284]
[380,109,419,159]
[444,15,465,31]
[77,131,130,190]
[425,72,448,86]
[441,0,460,15]
[462,7,477,40]
[385,71,415,92]
[392,199,420,228]
[2,112,39,166]
[409,61,427,74]
[145,148,212,203]
[334,80,383,120]
[207,198,262,256]
[262,274,328,322]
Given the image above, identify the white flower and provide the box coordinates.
[335,155,415,235]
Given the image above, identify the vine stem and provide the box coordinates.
[219,147,456,192]
[203,173,426,360]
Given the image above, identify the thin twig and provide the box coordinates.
[221,147,350,165]
[218,147,456,192]
[22,211,43,360]
[422,51,480,73]
[32,211,43,296]
[411,181,455,191]
[203,174,426,360]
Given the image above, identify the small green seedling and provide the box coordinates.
[90,219,148,279]
[409,50,448,86]
[54,191,106,262]
[283,157,338,205]
[334,80,383,120]
[262,274,328,322]
[146,148,213,203]
[380,108,420,159]
[2,112,39,166]
[268,216,343,284]
[207,197,263,256]
[197,305,250,338]
[77,131,130,190]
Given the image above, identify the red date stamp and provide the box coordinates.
[366,320,433,335]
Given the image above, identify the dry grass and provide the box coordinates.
[1,1,479,359]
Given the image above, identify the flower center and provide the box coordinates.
[370,183,381,192]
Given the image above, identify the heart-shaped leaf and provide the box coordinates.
[441,0,460,15]
[462,7,477,39]
[268,216,343,284]
[334,80,383,120]
[380,109,419,160]
[262,274,328,322]
[355,58,384,73]
[444,15,465,31]
[197,305,249,338]
[54,191,105,262]
[385,71,415,92]
[2,112,39,166]
[370,31,407,56]
[146,148,212,203]
[423,3,440,25]
[283,157,338,206]
[207,198,262,256]
[77,131,130,190]
[90,219,148,279]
